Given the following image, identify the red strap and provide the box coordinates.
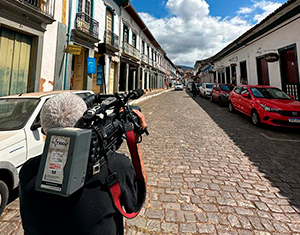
[125,130,144,180]
[109,181,139,219]
[108,129,146,219]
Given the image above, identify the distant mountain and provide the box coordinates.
[176,65,194,71]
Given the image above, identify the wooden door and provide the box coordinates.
[73,48,86,90]
[257,57,269,85]
[280,47,299,100]
[109,61,115,94]
[0,28,32,96]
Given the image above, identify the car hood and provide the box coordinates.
[0,130,25,151]
[206,88,212,92]
[259,99,300,110]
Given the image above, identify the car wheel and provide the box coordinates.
[228,102,235,113]
[0,180,9,217]
[251,110,260,126]
[210,95,214,102]
[204,93,207,99]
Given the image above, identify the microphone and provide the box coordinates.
[128,89,144,100]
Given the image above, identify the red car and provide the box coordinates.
[228,85,300,127]
[210,83,233,106]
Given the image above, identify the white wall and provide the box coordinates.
[40,0,63,90]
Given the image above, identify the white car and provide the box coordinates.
[199,83,214,98]
[0,90,93,216]
[174,83,184,90]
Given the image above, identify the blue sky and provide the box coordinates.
[130,0,286,66]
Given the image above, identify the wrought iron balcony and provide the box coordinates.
[104,30,119,50]
[75,12,99,39]
[18,0,55,17]
[123,41,140,60]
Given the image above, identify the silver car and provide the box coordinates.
[199,83,214,98]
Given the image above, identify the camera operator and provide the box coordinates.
[19,92,147,235]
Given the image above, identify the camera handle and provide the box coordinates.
[107,122,146,219]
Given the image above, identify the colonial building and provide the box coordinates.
[195,0,300,100]
[0,0,176,96]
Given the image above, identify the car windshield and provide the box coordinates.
[0,98,40,131]
[206,84,213,88]
[250,87,291,99]
[176,84,182,86]
[197,83,202,87]
[220,84,230,91]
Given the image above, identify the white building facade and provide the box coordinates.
[195,0,300,100]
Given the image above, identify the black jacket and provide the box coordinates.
[19,152,140,235]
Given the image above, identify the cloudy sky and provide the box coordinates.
[131,0,286,67]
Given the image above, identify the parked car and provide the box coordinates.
[199,83,214,98]
[0,90,94,216]
[174,83,184,90]
[196,83,202,95]
[228,85,300,127]
[211,83,231,106]
[187,82,193,91]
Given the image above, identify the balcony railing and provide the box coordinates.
[104,30,119,50]
[123,41,140,60]
[75,12,99,39]
[18,0,55,17]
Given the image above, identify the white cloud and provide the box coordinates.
[238,0,283,22]
[253,0,283,22]
[138,0,283,66]
[238,7,254,14]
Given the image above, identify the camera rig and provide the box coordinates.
[35,89,148,218]
[82,89,148,178]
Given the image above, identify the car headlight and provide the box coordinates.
[259,104,280,112]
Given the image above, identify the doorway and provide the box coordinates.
[0,27,33,96]
[109,61,115,94]
[256,56,269,85]
[240,61,248,84]
[226,66,230,84]
[72,48,87,90]
[279,45,300,100]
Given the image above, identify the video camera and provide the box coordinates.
[35,89,148,197]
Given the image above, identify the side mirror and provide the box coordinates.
[241,93,251,99]
[31,120,41,131]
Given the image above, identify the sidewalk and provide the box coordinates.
[129,88,173,105]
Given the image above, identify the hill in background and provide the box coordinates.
[176,65,194,71]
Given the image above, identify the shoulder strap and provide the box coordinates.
[107,123,146,219]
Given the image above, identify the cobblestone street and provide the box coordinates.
[1,89,300,234]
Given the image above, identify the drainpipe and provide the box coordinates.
[64,0,74,90]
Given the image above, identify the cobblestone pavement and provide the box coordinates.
[2,89,300,234]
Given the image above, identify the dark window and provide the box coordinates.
[220,84,230,91]
[142,41,145,54]
[123,25,129,43]
[132,32,136,48]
